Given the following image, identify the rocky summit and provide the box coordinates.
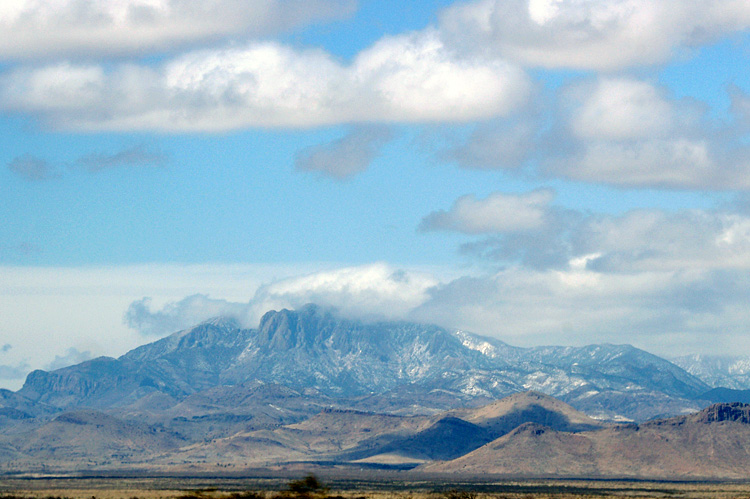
[12,304,715,421]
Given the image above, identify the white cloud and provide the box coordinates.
[295,126,394,179]
[0,262,332,389]
[547,78,750,190]
[411,266,750,355]
[122,258,750,358]
[553,138,726,188]
[4,249,750,391]
[125,294,249,336]
[124,263,441,336]
[567,79,677,140]
[419,189,556,234]
[247,263,440,324]
[1,63,105,113]
[578,210,750,272]
[423,189,750,273]
[438,0,750,70]
[434,77,750,190]
[0,33,531,131]
[0,0,355,60]
[352,30,530,122]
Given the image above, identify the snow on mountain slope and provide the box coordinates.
[671,354,750,390]
[15,304,708,420]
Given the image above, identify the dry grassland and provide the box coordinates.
[2,476,750,499]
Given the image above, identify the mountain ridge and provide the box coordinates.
[12,304,711,421]
[422,401,750,479]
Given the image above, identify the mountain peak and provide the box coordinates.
[690,402,750,424]
[256,304,337,350]
[198,316,241,329]
[13,305,713,421]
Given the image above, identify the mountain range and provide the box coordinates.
[671,354,750,390]
[2,304,750,477]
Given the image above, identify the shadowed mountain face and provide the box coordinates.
[698,387,750,405]
[422,402,750,479]
[331,391,604,463]
[3,389,749,480]
[12,304,709,421]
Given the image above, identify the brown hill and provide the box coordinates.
[152,392,599,468]
[422,402,750,479]
[337,391,604,464]
[449,390,604,434]
[0,410,185,471]
[156,408,429,467]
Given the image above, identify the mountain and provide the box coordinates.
[0,409,185,473]
[14,305,709,422]
[3,305,744,477]
[92,391,601,471]
[671,354,750,390]
[697,387,750,404]
[158,392,607,470]
[327,391,605,465]
[422,402,750,479]
[4,390,748,479]
[449,391,604,434]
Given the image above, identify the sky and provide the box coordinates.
[1,0,750,390]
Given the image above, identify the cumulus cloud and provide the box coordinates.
[108,201,750,354]
[247,263,439,323]
[551,139,730,189]
[434,77,750,190]
[566,79,679,140]
[7,154,59,181]
[438,0,750,70]
[410,266,750,354]
[125,294,248,336]
[0,32,531,131]
[45,347,93,371]
[419,189,556,234]
[124,263,440,336]
[0,0,356,60]
[423,188,750,273]
[413,190,750,354]
[295,126,394,179]
[122,255,750,355]
[545,77,750,190]
[576,210,750,272]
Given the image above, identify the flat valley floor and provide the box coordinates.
[2,476,750,499]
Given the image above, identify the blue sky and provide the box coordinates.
[1,0,750,389]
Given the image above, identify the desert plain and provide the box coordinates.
[3,475,750,499]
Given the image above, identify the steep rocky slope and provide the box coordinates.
[423,402,750,479]
[13,305,709,421]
